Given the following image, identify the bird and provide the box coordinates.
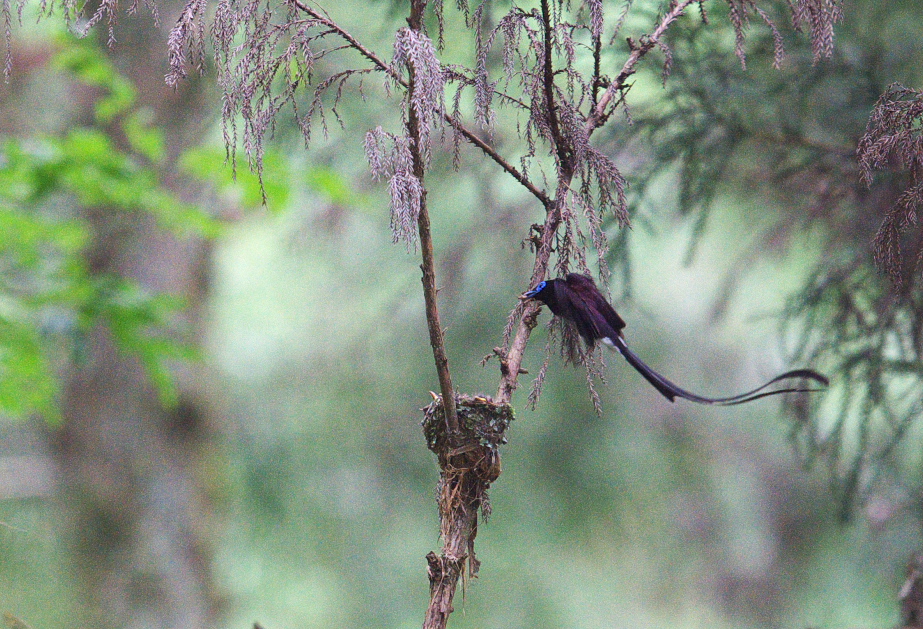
[522,273,828,405]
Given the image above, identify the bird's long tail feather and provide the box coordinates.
[607,337,829,405]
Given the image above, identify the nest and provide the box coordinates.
[421,393,514,583]
[422,393,514,485]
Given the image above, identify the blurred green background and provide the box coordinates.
[1,0,922,628]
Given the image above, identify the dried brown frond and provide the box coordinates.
[204,0,391,192]
[748,6,782,69]
[365,127,423,249]
[392,26,445,166]
[858,84,923,287]
[3,0,159,79]
[527,336,554,410]
[871,183,923,288]
[581,346,607,416]
[166,0,208,87]
[3,0,14,79]
[788,0,842,63]
[654,36,674,84]
[724,0,775,68]
[527,315,607,415]
[558,107,627,275]
[609,0,635,44]
[501,297,528,349]
[432,0,445,50]
[722,0,840,68]
[471,4,497,130]
[584,0,603,40]
[85,0,122,48]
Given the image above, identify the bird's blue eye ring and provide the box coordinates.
[525,280,546,297]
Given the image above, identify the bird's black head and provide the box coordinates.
[523,279,560,311]
[523,279,551,300]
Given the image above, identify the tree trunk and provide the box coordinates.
[58,217,217,629]
[56,8,220,626]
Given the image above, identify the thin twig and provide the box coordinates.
[286,0,396,79]
[591,22,602,109]
[540,0,570,170]
[587,0,696,133]
[446,117,551,206]
[402,0,458,435]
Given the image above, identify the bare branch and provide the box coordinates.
[445,117,551,207]
[540,0,570,172]
[398,0,457,436]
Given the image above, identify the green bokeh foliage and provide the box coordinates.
[0,34,218,419]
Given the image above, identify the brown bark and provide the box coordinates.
[406,0,458,433]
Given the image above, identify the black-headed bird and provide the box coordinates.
[523,273,828,405]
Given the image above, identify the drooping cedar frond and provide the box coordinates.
[724,0,786,69]
[185,0,384,193]
[789,0,843,63]
[721,0,842,69]
[3,0,160,78]
[166,0,208,87]
[858,84,923,288]
[527,315,607,414]
[365,127,423,249]
[392,27,446,167]
[3,0,13,78]
[783,264,923,520]
[860,83,923,176]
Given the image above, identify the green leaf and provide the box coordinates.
[52,34,137,122]
[179,146,291,210]
[0,35,220,422]
[306,166,361,206]
[124,109,166,163]
[91,278,199,409]
[0,315,61,423]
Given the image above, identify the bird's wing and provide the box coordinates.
[552,276,603,344]
[560,274,626,343]
[609,336,829,405]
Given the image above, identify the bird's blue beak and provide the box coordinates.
[522,287,542,300]
[522,280,547,299]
